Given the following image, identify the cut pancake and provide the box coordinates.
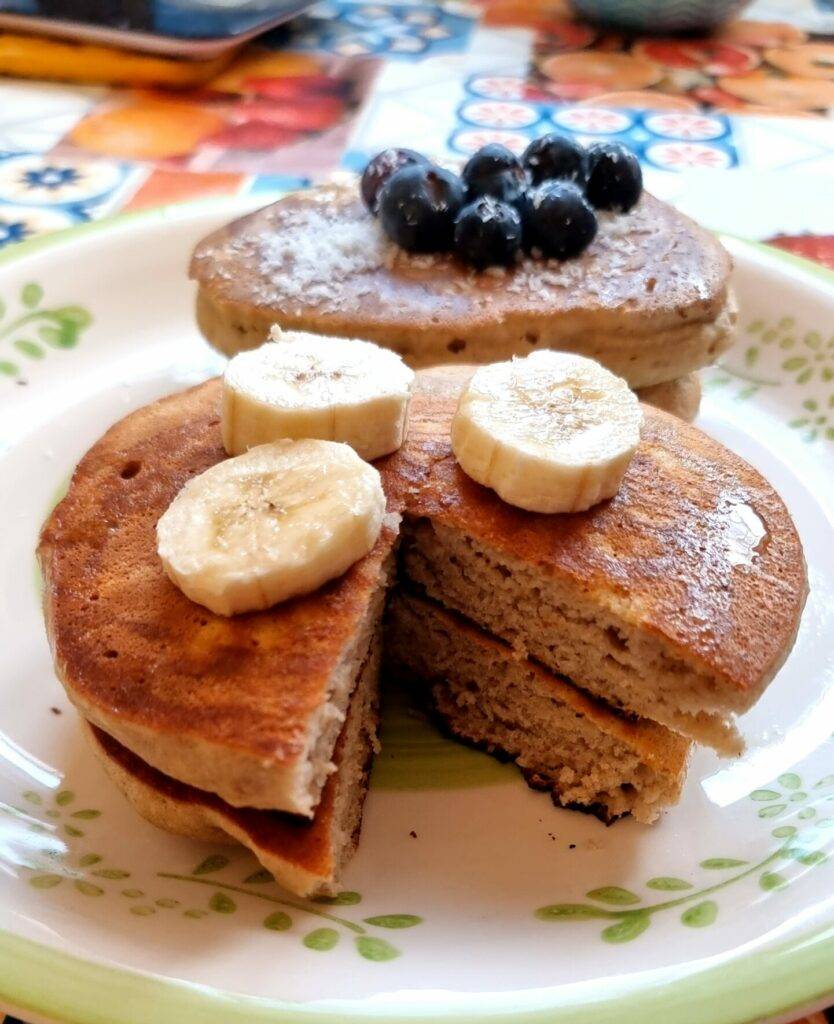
[86,632,381,898]
[636,372,701,422]
[40,361,806,878]
[190,182,736,388]
[38,378,397,817]
[386,591,690,823]
[379,366,807,755]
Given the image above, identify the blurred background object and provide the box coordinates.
[568,0,750,33]
[0,0,316,57]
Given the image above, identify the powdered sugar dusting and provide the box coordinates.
[255,206,390,313]
[194,183,705,320]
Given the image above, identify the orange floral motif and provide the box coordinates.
[525,9,834,115]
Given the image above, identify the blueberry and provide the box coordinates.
[461,143,527,207]
[361,148,428,214]
[526,181,597,260]
[585,142,642,212]
[378,164,464,253]
[454,197,522,269]
[522,133,587,187]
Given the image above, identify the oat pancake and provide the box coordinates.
[38,379,397,817]
[636,372,701,422]
[380,366,807,754]
[85,629,379,898]
[386,591,690,824]
[40,365,805,864]
[190,182,735,388]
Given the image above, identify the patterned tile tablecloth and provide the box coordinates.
[1,1,833,1020]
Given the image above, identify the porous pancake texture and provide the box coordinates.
[386,591,689,824]
[379,366,807,756]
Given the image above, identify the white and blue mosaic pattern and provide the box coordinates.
[287,1,475,59]
[450,78,738,172]
[0,153,136,246]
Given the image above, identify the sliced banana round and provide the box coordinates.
[222,328,415,461]
[451,351,642,514]
[157,439,385,616]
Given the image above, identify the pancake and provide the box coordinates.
[85,628,380,898]
[379,366,807,755]
[38,379,398,817]
[190,181,736,388]
[40,365,805,877]
[635,372,701,423]
[386,591,690,824]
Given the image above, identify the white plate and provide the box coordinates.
[1,200,833,1024]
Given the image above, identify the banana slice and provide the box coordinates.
[157,439,385,616]
[451,352,642,514]
[222,329,415,461]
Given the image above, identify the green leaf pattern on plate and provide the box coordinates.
[536,771,832,942]
[356,936,400,961]
[709,315,834,444]
[602,913,650,944]
[646,877,692,891]
[0,283,93,380]
[193,854,230,876]
[13,766,831,955]
[304,928,339,952]
[681,901,718,928]
[586,887,641,906]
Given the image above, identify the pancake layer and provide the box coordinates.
[86,632,381,897]
[38,378,397,817]
[190,182,735,388]
[380,366,807,754]
[386,591,690,823]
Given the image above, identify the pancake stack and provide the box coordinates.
[39,368,806,895]
[38,380,397,896]
[190,182,736,422]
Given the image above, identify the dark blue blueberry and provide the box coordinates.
[454,197,522,269]
[361,148,428,214]
[378,163,464,253]
[522,133,587,187]
[585,142,642,212]
[526,181,597,260]
[461,143,527,207]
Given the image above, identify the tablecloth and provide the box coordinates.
[1,1,833,1019]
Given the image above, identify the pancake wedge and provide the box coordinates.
[85,629,380,898]
[379,366,807,756]
[190,181,736,388]
[38,379,398,817]
[386,591,690,823]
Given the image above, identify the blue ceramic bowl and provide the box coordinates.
[568,0,750,32]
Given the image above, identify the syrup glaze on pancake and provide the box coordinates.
[378,366,807,702]
[39,378,396,810]
[190,182,731,343]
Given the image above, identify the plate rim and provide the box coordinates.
[2,204,834,1024]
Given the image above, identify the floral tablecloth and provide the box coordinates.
[0,0,832,267]
[1,2,834,1020]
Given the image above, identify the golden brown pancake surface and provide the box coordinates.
[41,367,806,798]
[39,378,396,785]
[190,182,731,343]
[379,366,807,699]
